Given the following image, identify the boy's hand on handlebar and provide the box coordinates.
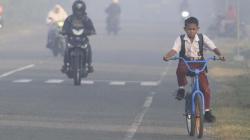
[219,56,226,61]
[163,56,169,61]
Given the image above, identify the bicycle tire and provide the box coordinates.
[185,93,192,136]
[194,95,204,138]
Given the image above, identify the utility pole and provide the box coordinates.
[234,0,244,61]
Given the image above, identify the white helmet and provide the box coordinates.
[112,0,119,4]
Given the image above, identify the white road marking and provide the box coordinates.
[124,92,156,140]
[45,79,64,84]
[140,81,159,86]
[157,64,171,84]
[81,80,94,84]
[143,96,153,108]
[0,64,35,79]
[13,79,32,83]
[109,81,126,86]
[8,78,161,87]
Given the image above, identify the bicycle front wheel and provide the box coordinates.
[185,93,193,136]
[193,95,204,138]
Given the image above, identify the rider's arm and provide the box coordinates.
[212,48,225,61]
[46,17,53,24]
[62,17,71,34]
[163,49,177,61]
[163,37,180,61]
[212,48,222,56]
[84,17,96,36]
[203,34,216,50]
[203,34,226,61]
[46,11,54,24]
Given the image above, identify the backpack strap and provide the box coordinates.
[197,33,208,72]
[179,34,185,57]
[197,33,204,58]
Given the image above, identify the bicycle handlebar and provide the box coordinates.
[168,56,223,74]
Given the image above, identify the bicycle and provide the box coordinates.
[169,56,222,138]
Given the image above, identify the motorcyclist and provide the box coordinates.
[61,0,96,73]
[46,4,68,49]
[179,0,190,20]
[207,5,238,38]
[219,4,237,33]
[105,0,121,35]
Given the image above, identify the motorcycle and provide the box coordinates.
[181,10,190,20]
[206,15,248,39]
[47,21,65,57]
[106,15,120,35]
[179,0,190,22]
[64,27,89,86]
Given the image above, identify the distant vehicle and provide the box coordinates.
[206,15,248,39]
[179,0,190,21]
[181,10,190,20]
[47,21,66,57]
[106,15,120,35]
[63,26,90,85]
[105,0,121,35]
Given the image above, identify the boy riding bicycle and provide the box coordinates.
[163,17,225,123]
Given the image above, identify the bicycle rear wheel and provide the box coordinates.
[194,95,204,138]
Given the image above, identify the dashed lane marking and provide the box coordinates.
[81,80,95,84]
[45,79,64,84]
[9,79,161,87]
[140,81,159,86]
[109,81,126,86]
[13,79,32,83]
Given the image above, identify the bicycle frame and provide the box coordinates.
[169,56,220,138]
[173,56,216,115]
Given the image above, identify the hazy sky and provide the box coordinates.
[4,0,223,28]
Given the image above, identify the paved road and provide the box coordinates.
[0,22,215,140]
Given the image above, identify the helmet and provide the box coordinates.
[72,0,86,17]
[54,4,61,14]
[112,0,119,4]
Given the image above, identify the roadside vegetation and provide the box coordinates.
[210,38,250,140]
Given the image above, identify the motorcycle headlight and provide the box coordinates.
[81,44,88,49]
[181,11,190,18]
[72,29,84,36]
[57,21,64,27]
[67,43,73,48]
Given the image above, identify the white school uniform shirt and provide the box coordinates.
[172,34,217,58]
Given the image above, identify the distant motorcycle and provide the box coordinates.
[179,0,190,22]
[181,10,190,20]
[106,15,120,35]
[206,16,247,39]
[47,21,65,57]
[63,26,90,85]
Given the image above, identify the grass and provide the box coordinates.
[214,76,250,140]
[209,39,250,140]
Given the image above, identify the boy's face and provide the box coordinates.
[184,23,199,39]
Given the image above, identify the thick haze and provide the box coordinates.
[0,1,236,22]
[2,0,250,35]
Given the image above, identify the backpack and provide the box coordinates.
[179,33,204,59]
[179,33,208,73]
